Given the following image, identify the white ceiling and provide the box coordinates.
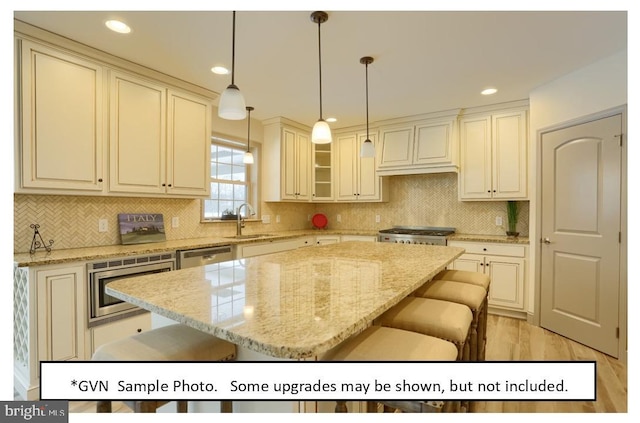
[13,10,627,129]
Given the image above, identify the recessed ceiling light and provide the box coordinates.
[211,66,230,75]
[326,117,337,123]
[105,20,131,34]
[481,88,498,95]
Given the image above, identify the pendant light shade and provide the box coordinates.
[310,11,332,144]
[360,56,375,158]
[218,11,246,120]
[243,106,254,164]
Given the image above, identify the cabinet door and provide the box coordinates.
[378,125,414,168]
[459,116,492,199]
[167,89,211,197]
[316,236,340,245]
[281,128,298,200]
[36,265,86,362]
[296,132,311,200]
[109,71,166,194]
[492,111,527,199]
[312,143,333,200]
[450,254,484,272]
[336,133,357,200]
[20,40,105,191]
[413,120,454,166]
[91,313,151,356]
[486,256,524,310]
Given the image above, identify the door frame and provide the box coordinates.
[533,105,627,363]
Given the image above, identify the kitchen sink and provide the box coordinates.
[225,234,276,240]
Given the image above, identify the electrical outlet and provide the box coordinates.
[308,214,311,221]
[276,215,281,223]
[336,214,342,223]
[375,214,381,223]
[495,216,503,226]
[262,215,271,224]
[171,217,179,228]
[98,219,108,233]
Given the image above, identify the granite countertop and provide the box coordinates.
[106,241,464,359]
[449,233,530,245]
[13,229,379,267]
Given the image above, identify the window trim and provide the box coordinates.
[201,136,259,222]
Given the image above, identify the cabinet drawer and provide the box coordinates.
[448,241,525,257]
[236,239,301,258]
[91,313,151,355]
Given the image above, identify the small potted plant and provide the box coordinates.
[506,201,519,237]
[220,208,238,221]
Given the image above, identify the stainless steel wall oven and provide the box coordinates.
[87,252,175,327]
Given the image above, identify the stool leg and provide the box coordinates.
[221,401,233,413]
[469,313,479,361]
[383,404,395,413]
[335,401,348,413]
[176,401,188,413]
[96,401,112,413]
[366,402,378,413]
[134,401,157,413]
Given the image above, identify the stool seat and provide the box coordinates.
[93,324,236,414]
[413,280,485,311]
[375,297,472,346]
[432,270,490,290]
[321,326,459,362]
[92,323,236,362]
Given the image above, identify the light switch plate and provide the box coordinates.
[276,215,281,223]
[337,214,342,223]
[495,216,503,226]
[172,217,179,228]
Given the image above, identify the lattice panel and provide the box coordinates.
[13,264,29,367]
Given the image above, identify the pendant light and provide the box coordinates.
[360,56,375,158]
[243,106,255,164]
[218,11,246,120]
[310,11,331,144]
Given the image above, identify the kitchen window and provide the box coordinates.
[202,137,258,220]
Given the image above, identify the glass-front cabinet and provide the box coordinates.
[312,143,333,201]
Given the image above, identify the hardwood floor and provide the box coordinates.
[67,315,627,413]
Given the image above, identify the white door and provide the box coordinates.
[540,114,622,357]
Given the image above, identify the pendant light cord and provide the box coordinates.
[365,61,369,140]
[317,20,323,120]
[247,108,251,152]
[231,11,236,86]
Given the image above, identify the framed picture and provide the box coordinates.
[118,213,166,245]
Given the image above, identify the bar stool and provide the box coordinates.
[92,323,236,413]
[375,297,473,361]
[321,326,458,413]
[432,270,491,360]
[412,280,487,361]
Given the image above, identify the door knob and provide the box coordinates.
[543,237,552,244]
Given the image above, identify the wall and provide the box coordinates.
[528,49,627,318]
[14,172,527,252]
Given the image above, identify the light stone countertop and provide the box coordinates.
[106,241,464,359]
[449,233,530,245]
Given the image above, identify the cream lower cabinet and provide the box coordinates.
[234,238,310,259]
[335,131,388,202]
[459,107,528,200]
[14,263,88,400]
[17,39,106,193]
[90,313,151,356]
[109,70,211,197]
[448,241,526,318]
[315,235,341,245]
[263,118,311,201]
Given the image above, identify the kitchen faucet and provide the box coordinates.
[236,203,256,236]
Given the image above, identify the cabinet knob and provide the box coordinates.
[483,248,487,251]
[493,190,496,193]
[98,178,103,182]
[168,184,172,187]
[487,190,491,193]
[137,328,142,333]
[162,183,166,187]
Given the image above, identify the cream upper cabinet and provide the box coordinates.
[335,131,388,202]
[109,71,211,197]
[165,89,212,196]
[459,108,528,200]
[377,112,459,176]
[18,39,106,193]
[263,118,311,201]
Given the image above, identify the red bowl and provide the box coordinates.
[312,213,328,229]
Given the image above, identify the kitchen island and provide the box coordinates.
[105,241,464,413]
[106,241,464,359]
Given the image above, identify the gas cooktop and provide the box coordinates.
[378,226,456,237]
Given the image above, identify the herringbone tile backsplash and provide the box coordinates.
[14,173,528,252]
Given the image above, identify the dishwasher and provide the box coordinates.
[177,245,234,269]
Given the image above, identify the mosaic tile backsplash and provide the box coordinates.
[14,173,528,253]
